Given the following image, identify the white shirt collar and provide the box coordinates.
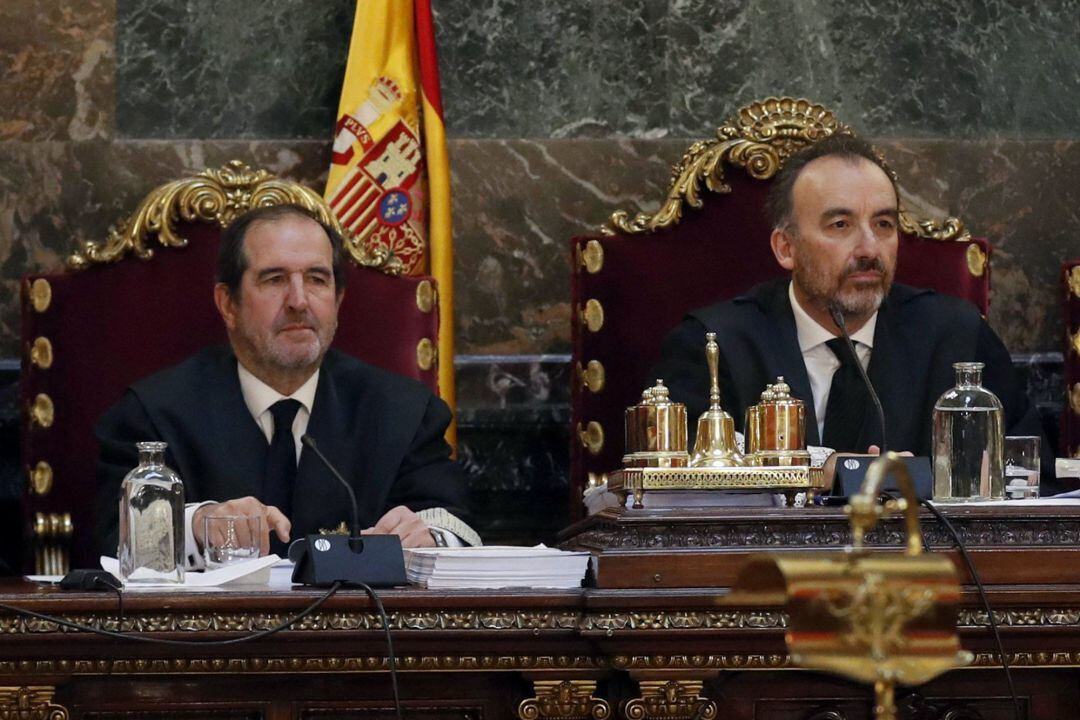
[788,281,877,352]
[236,362,319,421]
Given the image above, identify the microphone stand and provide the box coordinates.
[287,435,407,588]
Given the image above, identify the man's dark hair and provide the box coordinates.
[764,134,898,230]
[217,203,347,297]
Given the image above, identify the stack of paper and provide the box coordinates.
[403,545,589,589]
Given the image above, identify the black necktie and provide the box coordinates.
[822,338,868,452]
[263,399,302,520]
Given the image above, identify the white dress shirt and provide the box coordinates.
[237,363,318,461]
[788,283,876,442]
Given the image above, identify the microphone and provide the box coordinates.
[301,434,361,538]
[290,434,406,588]
[828,303,888,454]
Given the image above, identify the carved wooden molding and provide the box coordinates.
[572,516,1080,551]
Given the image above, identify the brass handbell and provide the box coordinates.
[690,332,747,468]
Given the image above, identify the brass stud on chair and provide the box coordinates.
[1071,329,1080,357]
[580,299,605,333]
[416,338,437,371]
[29,278,52,313]
[416,280,436,313]
[29,337,53,369]
[579,239,604,274]
[965,244,987,277]
[29,461,53,496]
[577,360,606,393]
[1072,383,1080,416]
[30,394,54,429]
[577,421,605,455]
[1069,267,1080,298]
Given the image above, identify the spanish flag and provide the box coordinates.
[326,0,456,439]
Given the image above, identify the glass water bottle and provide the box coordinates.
[118,441,185,584]
[931,362,1004,501]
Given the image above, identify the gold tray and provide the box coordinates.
[608,465,827,509]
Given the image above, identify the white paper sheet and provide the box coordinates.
[99,555,281,589]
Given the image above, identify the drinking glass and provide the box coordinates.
[203,515,262,569]
[1003,436,1040,499]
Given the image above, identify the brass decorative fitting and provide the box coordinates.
[518,679,610,720]
[416,279,436,313]
[581,299,604,333]
[1071,383,1080,415]
[1071,329,1080,357]
[416,338,437,371]
[33,513,72,540]
[29,462,53,496]
[577,360,606,393]
[30,394,54,429]
[0,687,69,720]
[622,680,716,720]
[579,239,604,274]
[1069,266,1080,298]
[577,421,605,455]
[965,244,987,278]
[29,337,53,370]
[585,472,609,491]
[29,279,52,313]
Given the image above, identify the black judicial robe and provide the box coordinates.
[651,279,1057,491]
[94,345,470,556]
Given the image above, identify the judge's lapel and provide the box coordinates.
[293,364,384,532]
[201,353,268,502]
[761,282,820,445]
[862,298,921,453]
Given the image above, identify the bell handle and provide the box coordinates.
[705,332,720,409]
[846,452,924,557]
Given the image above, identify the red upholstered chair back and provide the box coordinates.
[569,98,992,513]
[1065,260,1080,458]
[20,162,440,572]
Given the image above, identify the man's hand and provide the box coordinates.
[192,496,291,557]
[363,505,435,548]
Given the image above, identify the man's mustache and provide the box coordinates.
[844,258,887,277]
[274,313,318,332]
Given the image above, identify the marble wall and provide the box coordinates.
[1,0,1078,544]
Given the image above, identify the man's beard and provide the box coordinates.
[252,312,336,372]
[793,256,893,317]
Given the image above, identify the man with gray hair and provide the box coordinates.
[95,204,478,563]
[652,134,1053,487]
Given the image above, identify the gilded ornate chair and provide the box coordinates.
[569,98,992,511]
[1065,260,1080,457]
[20,161,442,573]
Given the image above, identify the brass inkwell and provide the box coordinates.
[607,333,826,508]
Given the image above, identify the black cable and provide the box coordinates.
[93,576,124,631]
[920,499,1021,720]
[0,581,341,646]
[356,582,403,719]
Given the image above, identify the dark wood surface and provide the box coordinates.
[0,570,1077,719]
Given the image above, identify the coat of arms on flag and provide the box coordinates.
[328,75,426,275]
